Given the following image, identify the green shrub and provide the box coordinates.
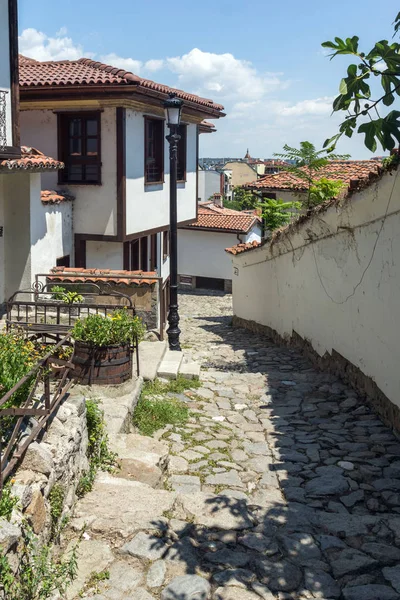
[0,482,18,521]
[50,286,83,304]
[133,397,189,436]
[0,524,78,600]
[72,309,145,347]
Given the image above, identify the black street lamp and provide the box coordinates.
[164,92,183,351]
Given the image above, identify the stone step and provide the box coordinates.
[109,433,169,488]
[179,361,201,380]
[157,349,183,380]
[139,340,167,381]
[71,473,176,537]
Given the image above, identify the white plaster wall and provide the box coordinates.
[198,170,221,202]
[86,241,123,270]
[245,223,262,243]
[20,108,118,236]
[160,231,170,282]
[30,178,73,275]
[125,111,197,235]
[2,172,32,298]
[231,170,400,410]
[178,229,242,280]
[0,1,12,147]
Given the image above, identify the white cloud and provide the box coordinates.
[99,53,142,74]
[144,59,164,72]
[166,48,286,101]
[278,97,333,116]
[19,28,85,61]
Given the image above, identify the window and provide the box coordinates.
[56,255,70,267]
[150,234,158,271]
[58,112,101,184]
[177,125,187,182]
[145,117,164,183]
[129,237,149,271]
[163,230,170,261]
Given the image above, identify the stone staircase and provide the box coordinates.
[139,340,200,381]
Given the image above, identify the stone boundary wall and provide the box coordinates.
[230,169,400,427]
[233,315,400,432]
[0,395,88,561]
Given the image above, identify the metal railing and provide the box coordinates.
[0,333,73,495]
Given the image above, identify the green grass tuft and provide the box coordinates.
[133,397,189,436]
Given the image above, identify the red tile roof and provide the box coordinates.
[41,190,74,205]
[245,160,382,191]
[0,146,64,171]
[199,120,217,133]
[225,240,262,255]
[19,56,224,115]
[184,204,259,233]
[49,267,158,286]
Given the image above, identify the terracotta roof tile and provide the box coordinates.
[246,160,382,191]
[0,146,64,171]
[199,120,217,133]
[49,267,158,286]
[41,190,74,205]
[19,56,224,114]
[225,240,262,255]
[186,204,258,233]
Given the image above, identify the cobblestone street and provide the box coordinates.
[71,290,400,600]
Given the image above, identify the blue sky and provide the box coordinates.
[18,0,396,158]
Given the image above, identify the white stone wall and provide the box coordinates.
[231,170,400,410]
[86,240,124,270]
[178,229,247,281]
[20,108,118,236]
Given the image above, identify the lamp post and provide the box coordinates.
[164,92,183,351]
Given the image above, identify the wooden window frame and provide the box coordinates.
[163,230,170,261]
[177,124,187,183]
[128,236,149,271]
[144,116,165,185]
[58,111,102,185]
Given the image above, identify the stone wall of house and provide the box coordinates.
[0,394,88,565]
[230,168,400,427]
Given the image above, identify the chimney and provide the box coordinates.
[213,192,223,207]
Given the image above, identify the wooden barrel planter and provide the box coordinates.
[72,341,132,385]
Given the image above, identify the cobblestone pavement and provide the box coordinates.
[71,291,400,600]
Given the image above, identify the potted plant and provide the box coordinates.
[71,309,145,385]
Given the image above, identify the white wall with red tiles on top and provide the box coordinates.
[230,170,400,411]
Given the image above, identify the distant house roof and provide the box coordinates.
[245,160,383,191]
[49,267,157,285]
[41,190,74,205]
[182,203,259,234]
[199,120,217,133]
[19,56,225,117]
[0,146,64,172]
[226,240,262,255]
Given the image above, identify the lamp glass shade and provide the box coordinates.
[164,93,183,127]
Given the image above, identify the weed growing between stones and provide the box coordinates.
[141,376,201,399]
[76,399,117,498]
[78,569,110,597]
[0,482,18,520]
[49,484,66,540]
[0,524,79,600]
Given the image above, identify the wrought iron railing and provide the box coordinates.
[0,333,73,495]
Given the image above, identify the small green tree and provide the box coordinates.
[231,186,259,210]
[322,12,400,152]
[308,178,345,206]
[261,198,301,232]
[274,141,350,208]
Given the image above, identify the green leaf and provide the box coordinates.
[358,121,378,152]
[339,78,348,94]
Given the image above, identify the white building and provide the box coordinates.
[0,1,71,309]
[178,202,262,292]
[198,169,222,203]
[18,54,224,326]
